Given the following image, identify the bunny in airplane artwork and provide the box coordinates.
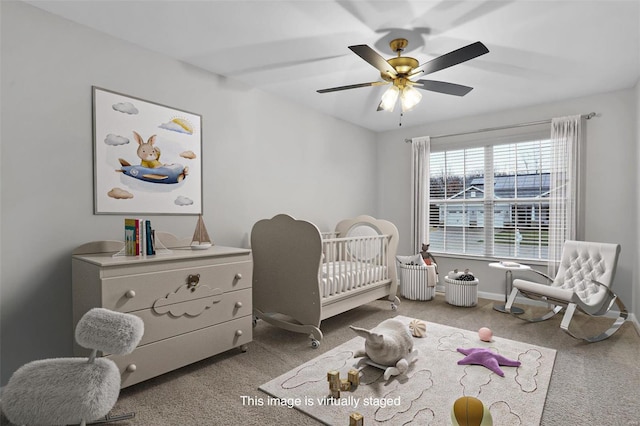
[134,131,163,169]
[117,131,188,184]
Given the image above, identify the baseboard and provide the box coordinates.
[477,290,509,303]
[477,289,548,307]
[629,313,640,336]
[435,287,540,306]
[436,287,538,305]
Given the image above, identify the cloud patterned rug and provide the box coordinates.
[259,315,556,425]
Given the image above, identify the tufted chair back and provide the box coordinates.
[553,240,621,307]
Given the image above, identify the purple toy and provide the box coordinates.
[456,347,521,377]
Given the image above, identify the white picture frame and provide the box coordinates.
[92,87,202,215]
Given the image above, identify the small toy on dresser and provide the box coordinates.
[190,215,213,250]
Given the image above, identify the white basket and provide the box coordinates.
[445,276,479,307]
[399,264,437,301]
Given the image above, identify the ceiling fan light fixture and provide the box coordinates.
[400,85,422,112]
[380,85,399,111]
[317,38,488,114]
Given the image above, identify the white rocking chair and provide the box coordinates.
[505,240,628,342]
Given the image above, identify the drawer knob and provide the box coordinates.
[125,364,137,373]
[235,273,243,280]
[125,290,136,299]
[235,301,243,309]
[235,330,243,337]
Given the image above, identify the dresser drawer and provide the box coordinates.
[132,288,252,346]
[102,261,252,312]
[110,315,253,388]
[73,243,253,387]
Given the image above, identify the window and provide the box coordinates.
[428,133,560,261]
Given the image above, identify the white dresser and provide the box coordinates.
[72,240,252,388]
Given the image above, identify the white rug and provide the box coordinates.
[259,315,556,425]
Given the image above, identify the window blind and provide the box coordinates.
[427,128,559,261]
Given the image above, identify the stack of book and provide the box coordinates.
[124,218,156,256]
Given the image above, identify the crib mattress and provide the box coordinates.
[320,261,388,298]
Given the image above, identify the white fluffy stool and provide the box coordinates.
[2,308,144,426]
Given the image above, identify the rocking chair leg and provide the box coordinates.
[561,297,629,343]
[560,303,577,335]
[506,288,563,322]
[523,304,563,322]
[505,288,520,314]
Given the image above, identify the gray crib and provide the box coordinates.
[251,214,400,348]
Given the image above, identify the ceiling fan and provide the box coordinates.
[317,38,489,113]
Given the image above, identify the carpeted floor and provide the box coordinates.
[2,294,640,425]
[259,315,556,425]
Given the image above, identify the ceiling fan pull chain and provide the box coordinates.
[399,112,403,127]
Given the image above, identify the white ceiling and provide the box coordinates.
[25,0,640,132]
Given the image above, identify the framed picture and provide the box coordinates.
[92,87,202,214]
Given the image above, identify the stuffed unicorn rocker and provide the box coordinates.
[350,319,418,380]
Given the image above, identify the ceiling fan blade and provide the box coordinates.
[317,81,387,93]
[413,80,474,96]
[410,41,489,77]
[348,45,398,79]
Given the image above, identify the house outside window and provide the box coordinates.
[428,137,556,260]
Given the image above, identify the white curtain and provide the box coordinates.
[411,136,430,253]
[548,115,582,277]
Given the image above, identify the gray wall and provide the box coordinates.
[636,79,640,328]
[2,0,638,387]
[0,1,377,385]
[376,88,639,321]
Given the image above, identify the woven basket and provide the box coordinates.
[444,276,479,307]
[399,264,436,301]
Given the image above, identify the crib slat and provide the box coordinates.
[320,233,391,295]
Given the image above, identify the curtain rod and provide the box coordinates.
[404,112,596,143]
